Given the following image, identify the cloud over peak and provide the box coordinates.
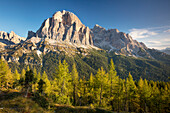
[164,29,170,33]
[129,28,157,39]
[128,26,170,50]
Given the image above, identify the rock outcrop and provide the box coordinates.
[0,31,26,45]
[28,10,93,46]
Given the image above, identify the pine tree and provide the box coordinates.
[24,70,34,97]
[38,79,45,94]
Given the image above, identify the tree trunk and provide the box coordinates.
[61,79,65,95]
[99,84,103,106]
[73,84,76,105]
[25,86,30,98]
[110,77,112,97]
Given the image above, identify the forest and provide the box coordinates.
[0,58,169,113]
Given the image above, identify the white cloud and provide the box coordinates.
[145,38,170,50]
[164,29,170,33]
[162,38,170,42]
[128,26,170,50]
[129,28,157,39]
[147,41,161,44]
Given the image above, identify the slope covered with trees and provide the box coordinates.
[0,58,169,113]
[8,49,170,82]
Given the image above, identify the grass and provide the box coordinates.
[0,90,115,113]
[0,90,47,113]
[54,104,114,113]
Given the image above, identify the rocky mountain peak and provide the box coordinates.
[0,31,26,45]
[28,10,93,47]
[52,10,83,27]
[93,24,105,32]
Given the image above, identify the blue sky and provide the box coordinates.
[0,0,170,49]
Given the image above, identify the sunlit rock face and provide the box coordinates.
[28,10,93,46]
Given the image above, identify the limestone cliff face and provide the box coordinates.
[0,31,26,44]
[91,24,150,57]
[29,10,93,46]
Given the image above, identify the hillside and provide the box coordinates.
[5,48,169,82]
[0,10,170,82]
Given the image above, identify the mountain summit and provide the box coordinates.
[28,10,93,46]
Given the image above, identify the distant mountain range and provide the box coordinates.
[161,48,170,55]
[0,10,169,81]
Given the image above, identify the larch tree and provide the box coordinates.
[71,63,79,105]
[0,59,13,89]
[21,68,26,79]
[108,59,118,97]
[126,73,139,112]
[27,65,30,71]
[87,73,95,105]
[95,67,109,107]
[78,76,88,106]
[36,72,41,83]
[54,60,71,104]
[42,71,52,96]
[13,68,21,90]
[108,59,119,111]
[137,77,145,112]
[14,69,20,81]
[32,67,38,92]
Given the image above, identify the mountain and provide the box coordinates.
[161,48,170,55]
[0,31,25,45]
[0,10,169,81]
[92,24,150,58]
[28,10,93,47]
